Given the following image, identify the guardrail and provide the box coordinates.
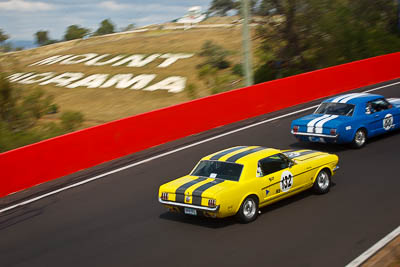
[1,52,399,197]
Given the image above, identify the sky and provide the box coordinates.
[0,0,212,41]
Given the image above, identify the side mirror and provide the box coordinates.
[288,160,295,168]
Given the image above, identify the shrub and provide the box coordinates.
[60,111,84,132]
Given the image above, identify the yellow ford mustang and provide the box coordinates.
[158,146,339,223]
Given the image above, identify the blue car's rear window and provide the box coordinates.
[315,102,355,116]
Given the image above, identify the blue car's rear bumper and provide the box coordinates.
[291,130,346,144]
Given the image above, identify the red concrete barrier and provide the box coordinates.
[1,52,400,197]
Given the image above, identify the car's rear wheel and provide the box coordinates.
[352,128,367,148]
[236,196,259,223]
[312,169,331,194]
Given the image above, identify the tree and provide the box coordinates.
[0,29,10,52]
[197,40,239,93]
[185,83,197,99]
[198,40,231,69]
[64,25,90,41]
[0,72,16,124]
[35,31,50,46]
[60,111,84,132]
[234,0,259,15]
[208,0,260,16]
[0,29,9,44]
[94,19,115,36]
[208,0,236,16]
[232,63,244,76]
[0,72,84,152]
[256,0,274,16]
[0,74,54,132]
[254,0,400,83]
[121,23,136,32]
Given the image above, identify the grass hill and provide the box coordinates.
[0,16,260,129]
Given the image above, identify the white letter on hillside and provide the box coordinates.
[60,53,98,65]
[19,72,55,84]
[112,54,160,67]
[29,55,73,66]
[85,54,126,66]
[40,73,85,87]
[144,76,186,93]
[67,74,109,88]
[100,74,156,89]
[7,73,34,82]
[157,53,194,68]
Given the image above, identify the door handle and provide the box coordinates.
[374,115,379,118]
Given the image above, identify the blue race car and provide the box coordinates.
[291,93,400,148]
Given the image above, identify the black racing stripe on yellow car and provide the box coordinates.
[209,146,247,160]
[175,177,207,203]
[192,179,225,206]
[294,154,324,161]
[294,162,337,177]
[225,146,267,163]
[282,150,318,159]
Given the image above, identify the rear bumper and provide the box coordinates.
[158,198,220,212]
[291,130,338,139]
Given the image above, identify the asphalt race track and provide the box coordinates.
[1,80,399,267]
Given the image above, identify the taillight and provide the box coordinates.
[208,199,216,207]
[161,192,169,201]
[330,129,337,135]
[293,126,299,133]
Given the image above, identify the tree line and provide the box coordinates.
[34,19,136,46]
[208,0,400,83]
[0,19,136,51]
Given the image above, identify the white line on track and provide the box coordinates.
[345,225,400,267]
[363,81,400,93]
[1,80,400,214]
[0,105,318,213]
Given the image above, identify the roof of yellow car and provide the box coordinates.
[202,146,281,164]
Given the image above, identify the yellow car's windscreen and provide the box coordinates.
[191,160,243,181]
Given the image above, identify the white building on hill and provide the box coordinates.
[176,6,206,24]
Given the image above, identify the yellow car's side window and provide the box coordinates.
[258,154,289,177]
[256,163,263,177]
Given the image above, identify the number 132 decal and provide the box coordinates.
[280,170,293,192]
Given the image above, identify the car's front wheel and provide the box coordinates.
[236,196,259,223]
[352,128,367,148]
[312,169,331,194]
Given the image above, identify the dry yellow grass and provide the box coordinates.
[0,18,260,128]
